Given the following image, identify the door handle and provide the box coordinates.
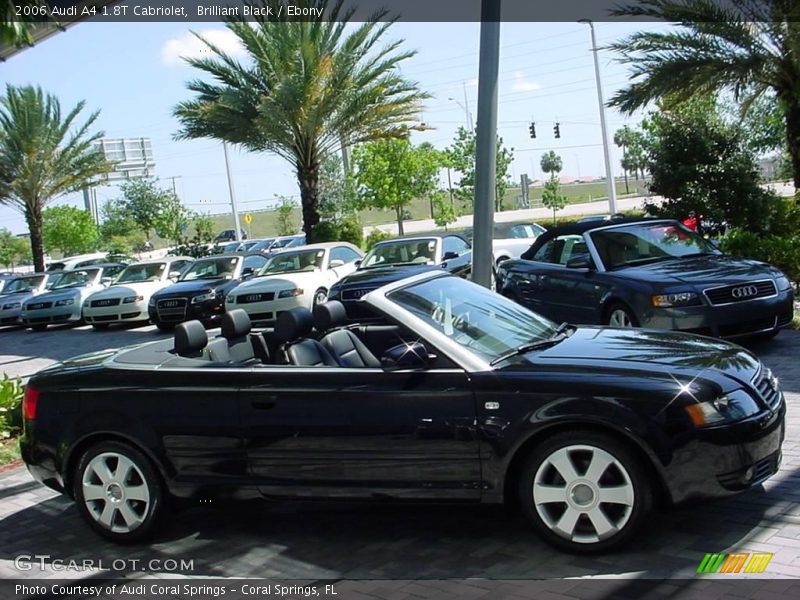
[251,400,276,410]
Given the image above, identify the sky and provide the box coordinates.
[0,18,670,235]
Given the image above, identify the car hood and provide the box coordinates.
[233,271,319,292]
[336,264,440,289]
[0,290,36,304]
[526,326,760,386]
[91,280,166,299]
[28,287,93,304]
[613,255,779,287]
[153,278,233,297]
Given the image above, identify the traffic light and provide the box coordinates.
[553,122,561,138]
[529,122,536,139]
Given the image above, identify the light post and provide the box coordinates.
[447,96,474,133]
[222,142,244,242]
[579,19,617,214]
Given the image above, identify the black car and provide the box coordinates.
[213,228,248,243]
[148,253,268,330]
[328,234,472,320]
[21,271,784,552]
[497,218,794,339]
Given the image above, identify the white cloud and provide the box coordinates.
[161,29,247,67]
[512,71,542,93]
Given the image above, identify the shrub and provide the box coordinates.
[308,221,340,243]
[721,229,800,287]
[337,216,364,248]
[0,375,24,439]
[363,229,393,251]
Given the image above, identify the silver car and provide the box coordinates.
[20,264,125,330]
[0,273,58,326]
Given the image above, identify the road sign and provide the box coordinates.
[244,214,253,224]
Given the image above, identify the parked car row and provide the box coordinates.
[1,218,794,342]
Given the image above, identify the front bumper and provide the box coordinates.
[642,288,794,338]
[663,398,785,504]
[0,305,21,325]
[227,294,311,324]
[84,300,149,324]
[149,297,226,325]
[21,304,82,327]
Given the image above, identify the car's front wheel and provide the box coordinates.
[313,288,328,307]
[606,303,639,328]
[155,322,175,332]
[74,440,164,543]
[518,430,651,553]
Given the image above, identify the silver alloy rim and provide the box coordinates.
[608,309,634,328]
[532,444,634,544]
[82,452,150,533]
[314,290,327,306]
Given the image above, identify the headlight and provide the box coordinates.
[148,297,156,307]
[123,295,143,304]
[191,291,217,304]
[2,302,20,310]
[278,288,304,299]
[54,298,74,307]
[776,274,792,291]
[684,389,761,427]
[651,292,701,308]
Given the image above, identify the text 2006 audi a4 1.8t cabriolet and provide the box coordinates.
[21,271,784,552]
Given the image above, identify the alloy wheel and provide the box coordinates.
[608,308,634,328]
[82,452,151,533]
[532,444,635,544]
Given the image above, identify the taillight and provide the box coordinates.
[23,386,39,420]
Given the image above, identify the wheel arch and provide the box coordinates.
[600,295,635,322]
[501,420,672,510]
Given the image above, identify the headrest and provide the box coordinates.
[222,308,251,339]
[174,320,208,355]
[275,307,314,343]
[312,300,347,332]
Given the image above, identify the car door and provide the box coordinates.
[238,359,481,500]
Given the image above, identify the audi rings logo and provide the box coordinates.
[244,294,261,302]
[162,300,179,307]
[731,285,759,299]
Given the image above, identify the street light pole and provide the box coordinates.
[222,142,244,242]
[579,19,617,214]
[448,96,474,133]
[472,0,501,289]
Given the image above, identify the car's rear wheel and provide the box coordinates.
[313,288,328,307]
[155,322,175,332]
[74,441,164,543]
[606,303,638,328]
[518,430,651,553]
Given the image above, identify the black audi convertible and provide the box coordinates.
[21,271,784,552]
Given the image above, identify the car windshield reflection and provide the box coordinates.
[361,239,437,269]
[180,258,239,281]
[261,249,324,275]
[590,222,720,270]
[388,276,557,362]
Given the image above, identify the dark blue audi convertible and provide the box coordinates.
[496,218,794,339]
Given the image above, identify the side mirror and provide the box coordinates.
[381,341,430,371]
[566,255,592,269]
[442,251,459,261]
[354,259,362,268]
[241,267,255,278]
[329,259,345,269]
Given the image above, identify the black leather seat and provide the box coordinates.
[174,321,208,358]
[313,301,380,368]
[220,308,269,364]
[275,307,338,367]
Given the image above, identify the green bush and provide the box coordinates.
[363,229,393,251]
[0,375,24,439]
[308,221,340,243]
[721,229,800,286]
[337,216,363,248]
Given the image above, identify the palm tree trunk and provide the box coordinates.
[26,201,46,272]
[782,93,800,193]
[395,205,405,236]
[623,169,629,195]
[297,161,321,240]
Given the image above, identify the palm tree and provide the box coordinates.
[0,85,110,272]
[608,0,800,191]
[174,0,429,239]
[1,1,37,49]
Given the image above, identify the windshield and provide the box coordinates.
[362,239,437,268]
[180,257,240,281]
[271,237,301,250]
[51,270,97,289]
[261,249,324,274]
[249,238,276,251]
[115,263,166,283]
[3,276,44,294]
[388,276,557,362]
[590,222,720,269]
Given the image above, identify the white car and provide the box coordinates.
[0,272,59,326]
[226,242,363,324]
[82,257,194,330]
[20,264,126,330]
[491,222,547,264]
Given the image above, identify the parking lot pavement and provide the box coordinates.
[0,329,799,580]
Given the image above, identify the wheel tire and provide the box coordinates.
[517,430,652,553]
[605,303,639,328]
[31,324,47,331]
[156,322,175,332]
[73,440,164,544]
[313,288,328,307]
[92,323,110,331]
